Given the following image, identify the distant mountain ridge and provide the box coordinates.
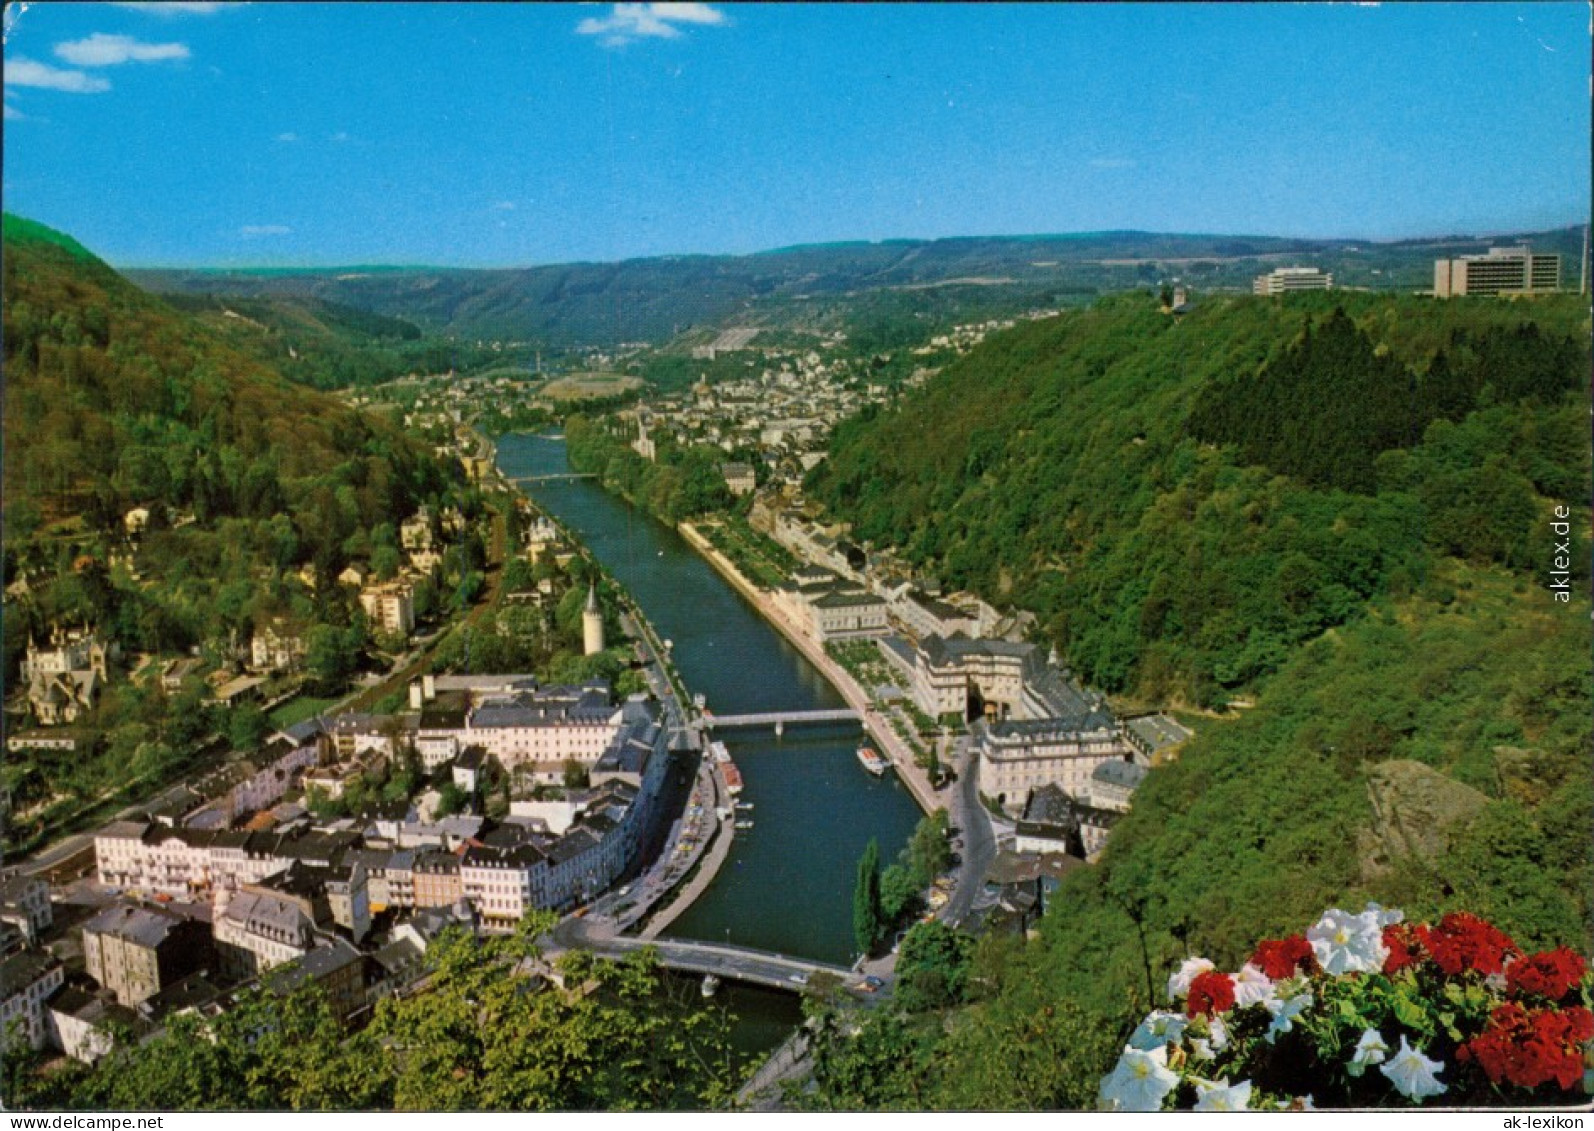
[125,225,1586,348]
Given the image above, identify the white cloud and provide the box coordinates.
[577,3,727,47]
[55,33,190,66]
[239,224,290,236]
[4,101,23,119]
[4,57,111,93]
[112,3,239,16]
[276,132,297,142]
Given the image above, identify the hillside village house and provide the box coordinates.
[249,619,308,675]
[360,580,417,638]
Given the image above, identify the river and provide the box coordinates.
[497,433,924,1047]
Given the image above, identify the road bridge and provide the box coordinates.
[552,927,867,995]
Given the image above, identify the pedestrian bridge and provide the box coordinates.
[565,934,865,994]
[511,473,598,484]
[700,709,861,731]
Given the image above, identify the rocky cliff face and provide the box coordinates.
[1360,759,1490,880]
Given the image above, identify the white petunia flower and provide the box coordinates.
[1232,963,1275,1008]
[1128,1010,1188,1051]
[1365,902,1404,927]
[1207,1013,1231,1052]
[1347,1028,1390,1077]
[1166,956,1215,1001]
[1192,1077,1253,1112]
[1379,1035,1446,1103]
[1188,1037,1215,1062]
[1308,907,1389,975]
[1099,1045,1180,1112]
[1264,992,1313,1044]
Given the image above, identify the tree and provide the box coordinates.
[893,920,974,1012]
[853,838,882,956]
[879,862,922,925]
[906,809,952,887]
[305,623,357,694]
[371,544,402,581]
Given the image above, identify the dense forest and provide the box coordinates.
[810,291,1590,701]
[796,288,1593,1107]
[161,291,505,391]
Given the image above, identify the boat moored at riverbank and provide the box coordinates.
[856,745,890,777]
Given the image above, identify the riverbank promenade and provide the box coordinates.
[676,522,946,817]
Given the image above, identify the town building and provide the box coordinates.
[1014,785,1082,856]
[411,851,464,910]
[81,903,214,1006]
[0,874,52,945]
[1433,246,1561,297]
[261,937,368,1027]
[0,950,64,1051]
[412,680,625,780]
[894,590,980,642]
[721,462,756,496]
[213,888,318,978]
[1087,759,1147,813]
[47,986,141,1064]
[1252,266,1333,295]
[979,717,1129,812]
[774,570,889,643]
[360,580,417,638]
[909,634,1034,721]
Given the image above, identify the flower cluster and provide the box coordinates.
[1099,904,1594,1111]
[1457,1002,1593,1091]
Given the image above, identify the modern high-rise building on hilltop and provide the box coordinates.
[1433,246,1561,297]
[1253,266,1333,295]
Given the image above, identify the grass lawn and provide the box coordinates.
[269,693,342,730]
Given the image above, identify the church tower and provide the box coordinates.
[582,584,605,656]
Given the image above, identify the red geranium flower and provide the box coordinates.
[1506,947,1588,1003]
[1186,970,1236,1018]
[1416,913,1520,976]
[1458,1004,1593,1091]
[1382,924,1423,975]
[1251,934,1314,981]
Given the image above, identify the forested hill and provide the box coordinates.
[2,214,459,671]
[124,226,1584,347]
[809,290,1590,703]
[3,214,450,534]
[793,293,1593,1110]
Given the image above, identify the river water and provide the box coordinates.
[498,433,924,1047]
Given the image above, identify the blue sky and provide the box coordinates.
[3,2,1589,267]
